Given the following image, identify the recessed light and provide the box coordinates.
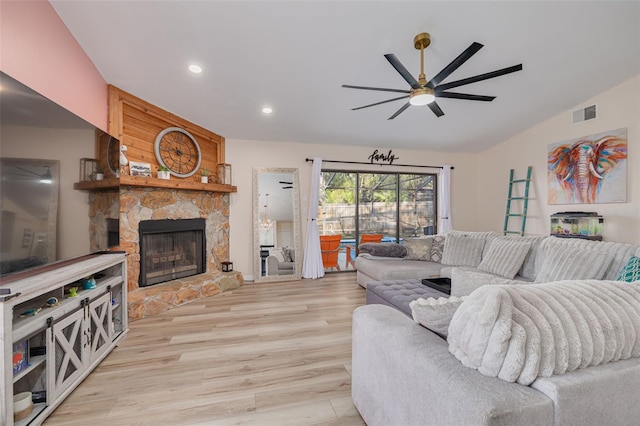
[262,107,273,114]
[189,64,202,74]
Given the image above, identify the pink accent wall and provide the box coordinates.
[1,1,107,129]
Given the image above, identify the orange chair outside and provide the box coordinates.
[346,234,383,269]
[320,235,343,271]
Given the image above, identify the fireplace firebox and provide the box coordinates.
[139,219,206,287]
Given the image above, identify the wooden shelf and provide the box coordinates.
[73,175,237,193]
[13,355,46,383]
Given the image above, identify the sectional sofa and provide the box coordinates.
[265,246,295,276]
[351,231,640,425]
[355,231,639,299]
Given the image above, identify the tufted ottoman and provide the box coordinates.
[366,279,450,317]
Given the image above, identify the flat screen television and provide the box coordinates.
[0,72,120,278]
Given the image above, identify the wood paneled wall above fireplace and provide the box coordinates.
[108,85,226,180]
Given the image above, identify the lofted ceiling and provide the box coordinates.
[50,1,640,153]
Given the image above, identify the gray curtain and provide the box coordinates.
[302,158,325,278]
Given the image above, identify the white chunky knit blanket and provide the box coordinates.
[447,280,640,385]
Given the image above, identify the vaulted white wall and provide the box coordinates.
[226,141,479,279]
[476,75,640,244]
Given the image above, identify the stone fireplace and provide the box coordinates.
[90,187,242,321]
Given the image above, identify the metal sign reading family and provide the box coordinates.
[367,149,399,165]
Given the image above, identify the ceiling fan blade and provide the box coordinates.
[384,54,421,89]
[426,42,483,89]
[428,101,445,117]
[435,92,496,102]
[387,102,411,120]
[342,84,410,94]
[352,95,410,111]
[435,64,523,91]
[279,181,293,184]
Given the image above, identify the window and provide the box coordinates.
[318,170,437,270]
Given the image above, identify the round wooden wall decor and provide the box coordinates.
[154,127,202,177]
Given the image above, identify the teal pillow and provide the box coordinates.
[617,256,640,282]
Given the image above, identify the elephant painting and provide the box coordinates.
[548,128,627,204]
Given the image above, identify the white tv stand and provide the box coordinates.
[0,252,128,425]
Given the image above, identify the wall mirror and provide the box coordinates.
[253,168,302,282]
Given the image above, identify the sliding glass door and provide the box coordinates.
[319,170,437,271]
[358,173,397,240]
[399,173,437,239]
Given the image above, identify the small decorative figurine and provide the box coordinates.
[68,287,79,298]
[82,276,96,290]
[119,145,129,176]
[45,297,59,307]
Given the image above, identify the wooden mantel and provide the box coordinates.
[74,175,237,193]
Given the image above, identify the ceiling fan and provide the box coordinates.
[342,32,523,120]
[279,180,293,189]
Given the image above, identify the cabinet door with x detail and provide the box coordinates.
[88,292,113,364]
[47,308,86,400]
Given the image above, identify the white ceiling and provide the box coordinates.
[51,1,640,153]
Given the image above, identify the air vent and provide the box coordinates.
[572,104,597,124]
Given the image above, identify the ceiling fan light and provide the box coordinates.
[40,168,52,184]
[409,89,436,106]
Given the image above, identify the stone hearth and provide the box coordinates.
[127,271,241,320]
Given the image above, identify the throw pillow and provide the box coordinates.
[282,247,294,263]
[506,235,547,280]
[441,234,486,267]
[429,235,446,263]
[410,295,467,337]
[359,242,407,258]
[535,245,613,283]
[478,237,532,279]
[617,256,640,282]
[403,238,433,260]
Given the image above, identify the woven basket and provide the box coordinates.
[14,402,33,421]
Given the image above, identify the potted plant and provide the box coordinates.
[94,166,104,181]
[158,165,170,180]
[200,167,210,183]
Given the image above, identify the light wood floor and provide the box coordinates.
[44,273,367,426]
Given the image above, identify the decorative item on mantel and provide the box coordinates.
[119,145,129,176]
[80,158,99,181]
[94,166,104,181]
[157,166,171,180]
[218,163,232,185]
[222,261,233,272]
[200,167,210,183]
